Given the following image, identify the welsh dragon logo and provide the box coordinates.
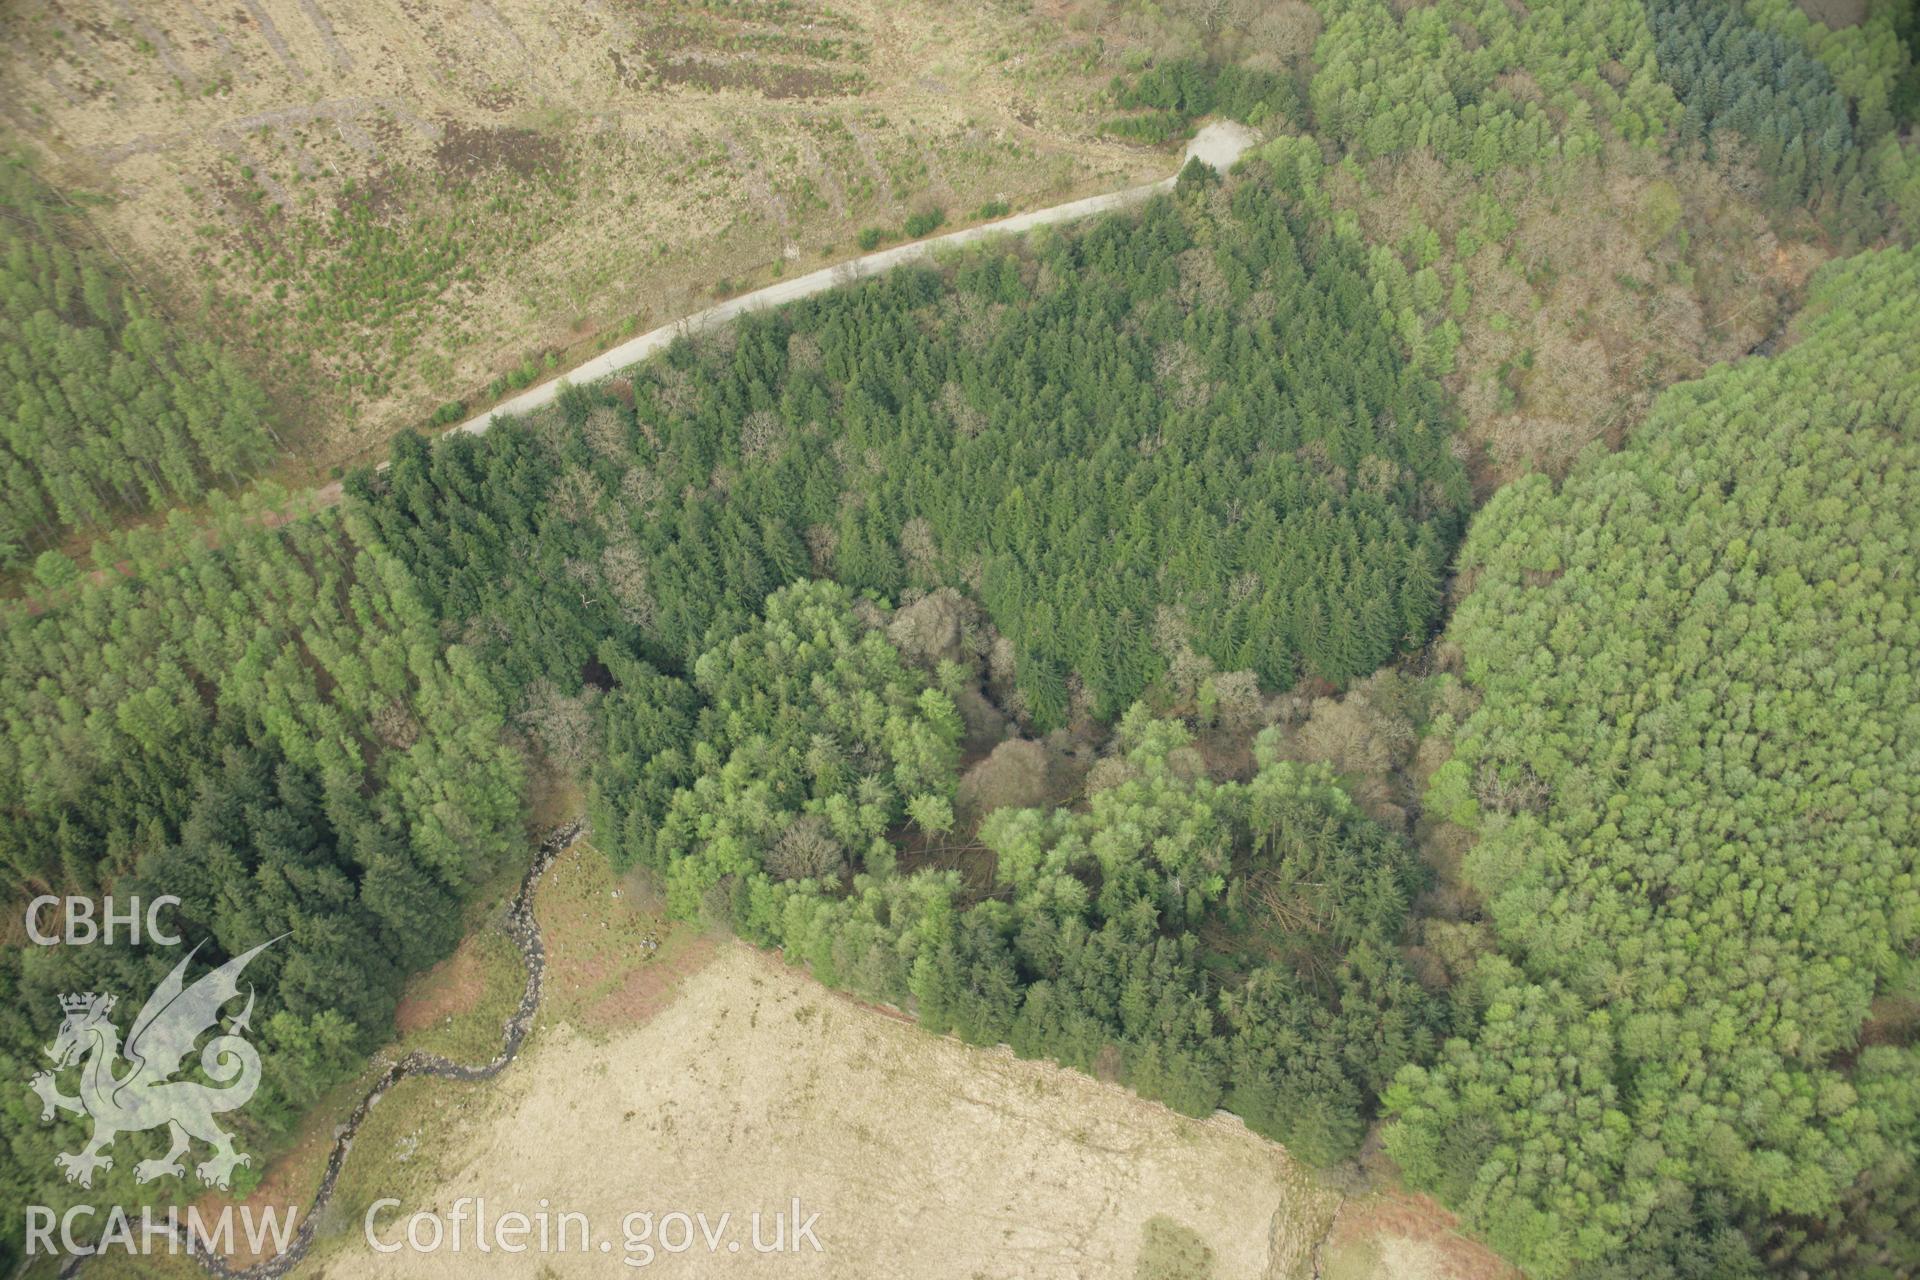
[30,938,278,1190]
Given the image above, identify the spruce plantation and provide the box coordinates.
[2,1,1918,1277]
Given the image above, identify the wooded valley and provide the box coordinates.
[3,0,1918,1276]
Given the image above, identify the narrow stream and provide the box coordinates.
[62,819,584,1280]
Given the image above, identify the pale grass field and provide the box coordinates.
[312,943,1343,1279]
[72,845,1509,1280]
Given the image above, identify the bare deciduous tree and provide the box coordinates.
[515,678,601,770]
[600,539,656,630]
[583,405,628,459]
[805,523,840,575]
[766,815,848,884]
[740,409,785,465]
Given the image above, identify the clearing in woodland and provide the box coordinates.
[304,938,1511,1280]
[0,0,1172,475]
[79,842,1510,1280]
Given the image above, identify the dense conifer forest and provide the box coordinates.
[348,159,1468,724]
[0,158,274,567]
[0,501,524,1230]
[4,0,1920,1274]
[1394,244,1920,1278]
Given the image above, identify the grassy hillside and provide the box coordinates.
[0,0,1179,472]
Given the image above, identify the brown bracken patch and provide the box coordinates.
[433,122,565,179]
[188,1096,338,1265]
[646,54,865,99]
[581,933,721,1028]
[394,934,489,1034]
[1321,1190,1521,1280]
